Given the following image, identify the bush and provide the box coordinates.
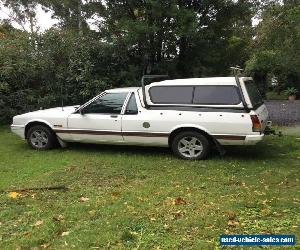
[0,29,143,124]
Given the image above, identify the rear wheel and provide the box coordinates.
[171,131,210,160]
[27,125,56,150]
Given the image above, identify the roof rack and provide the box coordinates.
[230,66,243,75]
[230,66,249,112]
[141,75,168,108]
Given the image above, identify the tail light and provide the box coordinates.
[250,115,262,132]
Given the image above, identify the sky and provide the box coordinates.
[0,3,59,32]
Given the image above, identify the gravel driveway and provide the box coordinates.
[265,100,300,126]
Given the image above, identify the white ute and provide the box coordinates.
[11,77,269,160]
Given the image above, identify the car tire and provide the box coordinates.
[27,125,56,150]
[171,131,210,160]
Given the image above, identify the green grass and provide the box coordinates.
[266,91,287,100]
[0,126,299,249]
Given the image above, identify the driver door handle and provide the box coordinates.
[110,115,118,118]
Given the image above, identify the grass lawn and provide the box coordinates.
[0,126,299,249]
[266,91,287,101]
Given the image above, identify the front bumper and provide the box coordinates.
[11,124,25,139]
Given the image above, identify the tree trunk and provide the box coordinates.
[78,0,83,36]
[177,36,191,77]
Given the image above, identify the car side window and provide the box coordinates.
[83,92,128,114]
[149,86,193,104]
[125,93,138,115]
[193,86,241,105]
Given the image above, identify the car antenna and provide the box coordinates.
[141,75,168,109]
[230,66,249,112]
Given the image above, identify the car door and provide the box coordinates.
[121,92,169,146]
[67,91,129,143]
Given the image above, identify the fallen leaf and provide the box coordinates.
[89,210,96,216]
[174,197,186,205]
[34,220,44,226]
[8,192,19,199]
[61,231,70,236]
[137,196,148,202]
[111,192,120,197]
[23,231,31,237]
[53,215,64,222]
[262,199,269,205]
[41,243,50,248]
[261,208,271,216]
[226,211,236,220]
[79,196,89,202]
[126,205,135,211]
[228,220,239,227]
[172,210,183,219]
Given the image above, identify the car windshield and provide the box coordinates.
[244,80,264,108]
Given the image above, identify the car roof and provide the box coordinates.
[105,77,252,92]
[149,77,239,86]
[106,87,140,93]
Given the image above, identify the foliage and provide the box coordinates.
[0,0,257,123]
[246,2,300,94]
[0,28,132,123]
[0,0,299,123]
[284,87,299,96]
[0,127,299,248]
[265,90,286,100]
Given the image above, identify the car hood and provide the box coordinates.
[13,106,80,125]
[25,105,79,115]
[36,105,80,114]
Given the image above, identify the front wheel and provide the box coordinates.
[171,131,210,160]
[27,125,56,150]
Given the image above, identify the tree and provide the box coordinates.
[246,1,300,93]
[0,0,267,123]
[37,0,102,35]
[96,0,255,77]
[1,0,37,32]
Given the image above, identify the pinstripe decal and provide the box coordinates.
[54,129,246,140]
[54,129,169,137]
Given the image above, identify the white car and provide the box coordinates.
[11,77,269,160]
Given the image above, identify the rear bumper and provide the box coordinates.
[11,124,25,139]
[244,134,264,145]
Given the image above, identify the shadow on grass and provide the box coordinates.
[67,142,172,157]
[62,136,297,161]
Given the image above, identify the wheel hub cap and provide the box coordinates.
[178,136,203,158]
[30,130,48,148]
